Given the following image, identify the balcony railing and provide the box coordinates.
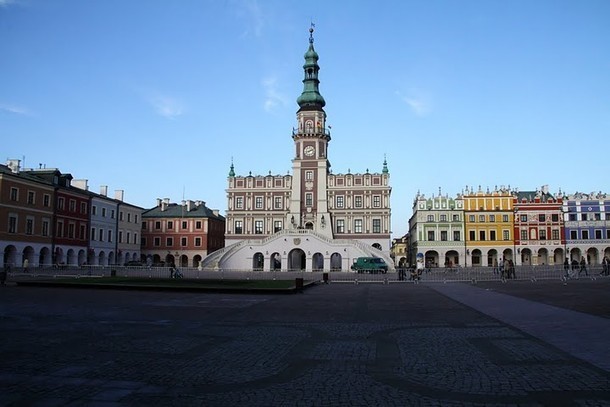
[292,127,331,137]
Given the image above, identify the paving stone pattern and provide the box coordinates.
[1,280,609,406]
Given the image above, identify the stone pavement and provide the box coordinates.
[0,279,609,406]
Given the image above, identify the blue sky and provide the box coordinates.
[2,0,609,238]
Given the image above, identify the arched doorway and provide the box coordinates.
[166,254,175,266]
[98,251,106,266]
[66,249,76,266]
[108,251,115,266]
[39,247,51,267]
[312,252,324,271]
[3,245,17,267]
[271,253,281,270]
[22,246,35,267]
[502,248,514,262]
[330,252,342,271]
[445,250,459,268]
[252,252,264,270]
[471,249,482,267]
[487,249,498,267]
[568,248,581,264]
[180,255,188,268]
[305,222,313,230]
[372,243,382,250]
[538,248,549,266]
[520,248,532,265]
[553,248,564,265]
[424,250,439,268]
[193,255,202,268]
[288,249,305,271]
[586,247,599,265]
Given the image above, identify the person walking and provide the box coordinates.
[578,256,588,277]
[22,258,29,273]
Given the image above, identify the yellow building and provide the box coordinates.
[463,186,515,267]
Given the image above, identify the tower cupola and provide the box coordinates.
[296,26,326,110]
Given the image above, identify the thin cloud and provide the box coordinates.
[233,0,265,38]
[148,95,184,119]
[396,90,432,117]
[262,76,287,112]
[0,103,33,116]
[0,0,18,7]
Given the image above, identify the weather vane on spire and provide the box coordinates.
[309,21,315,43]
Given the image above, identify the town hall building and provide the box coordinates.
[201,27,393,272]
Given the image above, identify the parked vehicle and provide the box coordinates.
[350,257,388,274]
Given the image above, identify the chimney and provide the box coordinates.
[6,159,21,173]
[114,190,124,201]
[156,198,162,207]
[72,179,89,191]
[212,209,219,216]
[100,185,108,196]
[541,185,549,194]
[186,200,193,212]
[161,198,170,211]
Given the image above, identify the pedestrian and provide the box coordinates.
[601,256,609,276]
[563,257,571,279]
[492,258,498,274]
[578,256,588,277]
[508,259,516,279]
[502,258,510,280]
[23,258,29,273]
[0,265,8,285]
[169,264,176,278]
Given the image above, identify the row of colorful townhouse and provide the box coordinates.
[0,158,237,271]
[401,185,610,269]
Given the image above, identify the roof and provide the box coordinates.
[142,202,225,221]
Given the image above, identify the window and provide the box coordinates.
[126,232,131,244]
[98,229,104,242]
[134,215,138,223]
[133,233,138,245]
[570,230,577,240]
[595,230,602,239]
[440,214,447,222]
[274,220,282,233]
[101,207,106,217]
[10,187,18,201]
[167,221,174,230]
[569,214,577,221]
[503,230,510,240]
[373,196,381,208]
[502,215,509,222]
[166,237,173,247]
[336,219,345,233]
[594,213,601,221]
[469,230,475,240]
[91,227,96,240]
[25,218,33,235]
[440,231,447,241]
[489,215,495,222]
[469,215,475,222]
[42,220,49,237]
[255,196,263,209]
[195,237,201,247]
[155,221,161,230]
[582,213,588,221]
[56,221,63,237]
[118,231,123,243]
[92,205,97,215]
[127,213,132,222]
[81,202,87,214]
[44,194,51,207]
[107,230,112,242]
[80,225,86,240]
[539,229,546,240]
[182,221,187,229]
[69,200,76,212]
[235,220,243,234]
[453,231,461,241]
[479,230,486,241]
[154,237,161,247]
[305,193,313,207]
[111,209,115,219]
[551,214,559,222]
[336,196,344,208]
[27,191,35,204]
[305,171,313,180]
[606,213,610,221]
[235,197,243,209]
[521,230,527,240]
[453,214,460,221]
[490,230,496,241]
[479,215,485,222]
[181,237,188,246]
[141,237,147,246]
[58,197,64,210]
[539,214,546,222]
[552,229,560,240]
[582,230,589,240]
[195,221,202,229]
[119,211,124,221]
[427,215,434,222]
[372,219,381,233]
[254,220,263,234]
[274,196,282,209]
[354,196,363,208]
[428,230,435,241]
[354,219,363,233]
[520,214,527,222]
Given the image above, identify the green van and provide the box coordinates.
[350,257,388,274]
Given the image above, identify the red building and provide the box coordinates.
[141,198,225,268]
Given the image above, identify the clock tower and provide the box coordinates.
[288,26,332,238]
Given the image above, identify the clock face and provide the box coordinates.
[304,146,315,157]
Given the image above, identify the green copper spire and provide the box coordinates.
[296,25,326,110]
[382,155,389,174]
[228,159,235,177]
